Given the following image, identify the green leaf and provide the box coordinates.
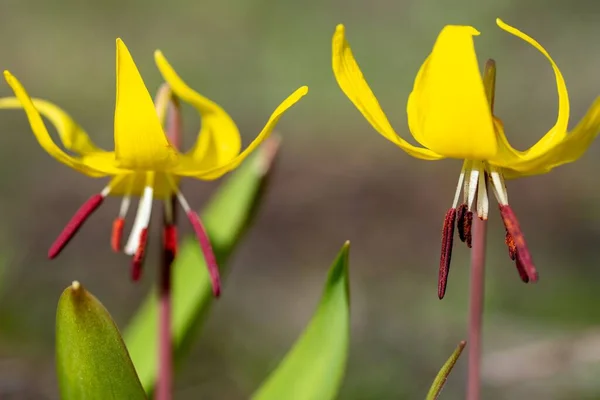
[252,242,351,400]
[56,281,147,400]
[124,138,281,392]
[426,341,466,400]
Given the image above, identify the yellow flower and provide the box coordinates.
[333,18,600,298]
[2,39,308,295]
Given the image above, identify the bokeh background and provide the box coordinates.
[1,0,600,398]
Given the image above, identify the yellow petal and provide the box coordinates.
[407,25,497,159]
[0,97,101,155]
[495,18,569,159]
[114,39,178,170]
[503,97,600,178]
[173,86,308,179]
[332,24,443,160]
[154,50,241,170]
[3,71,120,177]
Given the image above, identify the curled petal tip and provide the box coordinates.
[335,24,345,34]
[154,49,164,60]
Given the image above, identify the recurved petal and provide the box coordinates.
[0,97,102,155]
[3,71,120,177]
[503,97,600,178]
[114,39,178,170]
[407,25,497,160]
[332,24,443,160]
[173,86,308,180]
[154,50,241,170]
[496,18,570,159]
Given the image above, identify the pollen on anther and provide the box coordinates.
[111,217,125,252]
[505,231,517,261]
[439,208,457,300]
[499,204,538,283]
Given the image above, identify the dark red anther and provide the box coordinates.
[131,228,149,282]
[456,203,468,242]
[187,210,221,297]
[111,217,125,252]
[514,255,529,283]
[439,208,457,300]
[48,194,104,259]
[463,210,473,248]
[499,204,538,283]
[162,224,178,266]
[505,231,517,261]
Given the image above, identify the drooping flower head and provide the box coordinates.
[333,18,600,298]
[2,39,308,296]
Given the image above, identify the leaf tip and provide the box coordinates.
[256,135,282,175]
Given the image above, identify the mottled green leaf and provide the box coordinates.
[426,341,466,400]
[252,242,351,400]
[56,281,146,400]
[124,139,280,392]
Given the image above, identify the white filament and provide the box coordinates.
[124,174,155,255]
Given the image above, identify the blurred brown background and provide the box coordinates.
[0,0,599,399]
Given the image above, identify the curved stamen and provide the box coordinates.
[48,184,112,259]
[166,175,221,297]
[499,204,538,282]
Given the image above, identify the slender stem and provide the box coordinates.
[156,198,176,400]
[466,216,487,400]
[155,91,181,400]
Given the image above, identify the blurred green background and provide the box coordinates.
[0,0,599,398]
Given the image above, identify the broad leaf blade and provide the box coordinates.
[125,139,280,392]
[252,242,351,400]
[56,281,146,400]
[426,341,466,400]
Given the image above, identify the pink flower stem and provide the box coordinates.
[155,92,181,400]
[466,216,488,400]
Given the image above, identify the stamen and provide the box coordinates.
[514,255,530,283]
[456,203,468,242]
[489,166,508,205]
[48,192,106,259]
[463,210,473,249]
[131,228,149,281]
[187,210,221,297]
[499,205,538,282]
[124,174,155,256]
[452,164,467,208]
[111,217,125,252]
[504,231,517,261]
[167,176,221,297]
[476,171,489,220]
[111,176,133,252]
[163,224,178,265]
[439,208,456,299]
[466,164,480,210]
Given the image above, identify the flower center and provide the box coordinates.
[437,161,538,299]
